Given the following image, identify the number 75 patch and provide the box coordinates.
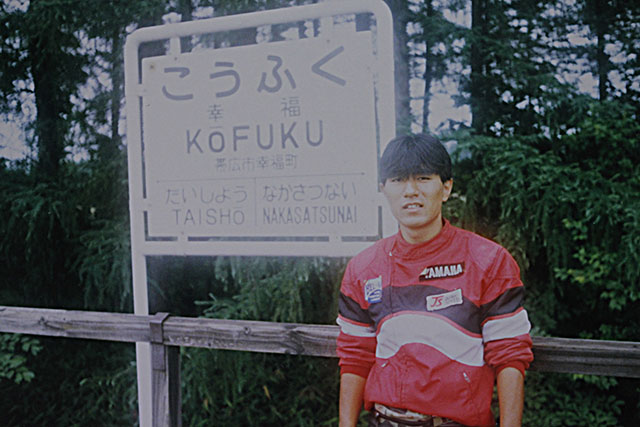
[426,288,463,311]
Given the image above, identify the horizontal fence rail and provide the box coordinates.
[1,305,640,379]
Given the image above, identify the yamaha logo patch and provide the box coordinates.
[419,262,464,281]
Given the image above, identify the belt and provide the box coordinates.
[371,404,462,427]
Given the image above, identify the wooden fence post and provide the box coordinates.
[150,313,182,427]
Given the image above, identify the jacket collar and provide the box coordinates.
[389,218,454,259]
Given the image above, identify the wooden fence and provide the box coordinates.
[1,305,640,426]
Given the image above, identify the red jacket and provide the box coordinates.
[337,220,533,426]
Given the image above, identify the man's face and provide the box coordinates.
[380,173,453,244]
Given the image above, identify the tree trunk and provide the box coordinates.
[470,0,488,134]
[29,30,65,177]
[178,0,194,52]
[110,29,124,152]
[422,1,435,133]
[385,0,411,135]
[593,0,609,101]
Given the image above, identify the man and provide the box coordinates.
[336,134,533,427]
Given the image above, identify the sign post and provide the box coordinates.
[124,1,395,425]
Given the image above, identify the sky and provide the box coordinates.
[0,114,31,161]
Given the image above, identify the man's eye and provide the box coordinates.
[417,176,431,181]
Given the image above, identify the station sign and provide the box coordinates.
[141,33,379,240]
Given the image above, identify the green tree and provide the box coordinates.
[0,334,41,385]
[181,256,347,426]
[0,0,89,177]
[572,0,640,102]
[409,0,466,132]
[463,0,577,137]
[449,97,640,424]
[0,1,169,424]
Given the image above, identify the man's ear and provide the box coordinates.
[442,179,453,202]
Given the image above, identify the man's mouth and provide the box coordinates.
[403,203,423,209]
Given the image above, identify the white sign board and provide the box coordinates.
[142,33,379,239]
[126,1,396,258]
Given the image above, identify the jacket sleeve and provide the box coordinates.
[336,260,376,378]
[481,248,534,376]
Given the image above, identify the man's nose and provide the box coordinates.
[403,178,419,195]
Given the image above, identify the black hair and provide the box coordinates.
[379,133,452,184]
